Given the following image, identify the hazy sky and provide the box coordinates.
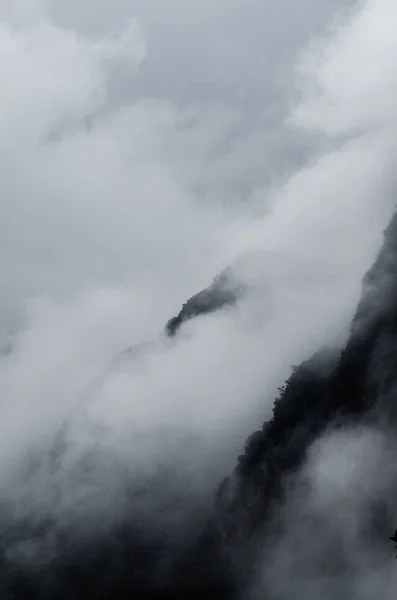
[1,1,397,594]
[0,0,353,328]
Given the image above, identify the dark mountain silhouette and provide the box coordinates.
[165,268,245,336]
[1,210,397,597]
[210,210,397,591]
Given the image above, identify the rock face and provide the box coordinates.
[165,269,245,336]
[211,211,397,591]
[2,213,397,598]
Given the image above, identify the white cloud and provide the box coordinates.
[0,0,396,585]
[292,0,397,135]
[260,427,397,599]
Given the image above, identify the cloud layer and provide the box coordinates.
[1,0,397,591]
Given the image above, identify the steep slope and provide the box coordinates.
[211,209,397,591]
[1,213,397,598]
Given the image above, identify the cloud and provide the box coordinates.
[0,0,397,591]
[259,427,397,600]
[292,0,397,135]
[247,0,397,594]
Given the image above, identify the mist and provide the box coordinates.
[1,0,397,596]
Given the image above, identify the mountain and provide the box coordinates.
[209,211,397,594]
[2,211,397,598]
[165,268,245,336]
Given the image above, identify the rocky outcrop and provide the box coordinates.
[165,270,245,336]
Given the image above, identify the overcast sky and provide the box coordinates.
[0,0,395,461]
[0,0,353,328]
[1,3,397,593]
